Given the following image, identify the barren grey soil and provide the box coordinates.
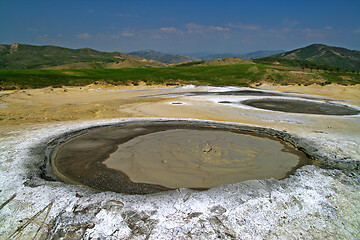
[0,84,359,239]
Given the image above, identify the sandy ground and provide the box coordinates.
[0,84,170,125]
[1,83,360,126]
[0,83,359,239]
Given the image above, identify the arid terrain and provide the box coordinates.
[1,83,359,125]
[0,83,359,239]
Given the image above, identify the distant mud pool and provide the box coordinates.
[241,98,360,115]
[46,120,313,194]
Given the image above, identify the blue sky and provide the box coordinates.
[1,0,360,54]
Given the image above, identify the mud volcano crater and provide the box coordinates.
[45,120,315,195]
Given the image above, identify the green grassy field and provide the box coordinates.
[0,64,359,90]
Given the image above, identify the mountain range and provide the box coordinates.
[129,50,284,62]
[128,50,201,63]
[0,43,359,70]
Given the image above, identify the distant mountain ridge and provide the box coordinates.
[186,50,284,61]
[272,44,360,70]
[0,43,165,69]
[128,50,201,63]
[240,50,285,59]
[200,53,238,61]
[1,43,359,71]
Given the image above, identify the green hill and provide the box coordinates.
[128,50,201,63]
[0,43,165,69]
[272,44,360,70]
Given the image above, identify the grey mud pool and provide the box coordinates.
[48,121,312,194]
[241,98,360,115]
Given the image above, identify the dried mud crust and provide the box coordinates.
[42,119,350,195]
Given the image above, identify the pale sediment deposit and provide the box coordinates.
[0,84,359,239]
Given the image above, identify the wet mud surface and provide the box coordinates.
[48,120,312,194]
[241,98,360,115]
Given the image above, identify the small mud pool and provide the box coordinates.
[241,99,360,115]
[48,121,312,194]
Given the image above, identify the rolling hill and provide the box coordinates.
[0,43,166,69]
[272,44,360,70]
[128,50,201,63]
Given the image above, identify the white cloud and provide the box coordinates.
[121,30,134,37]
[76,33,92,39]
[160,27,178,33]
[186,23,231,34]
[325,26,333,30]
[209,26,230,31]
[186,23,205,34]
